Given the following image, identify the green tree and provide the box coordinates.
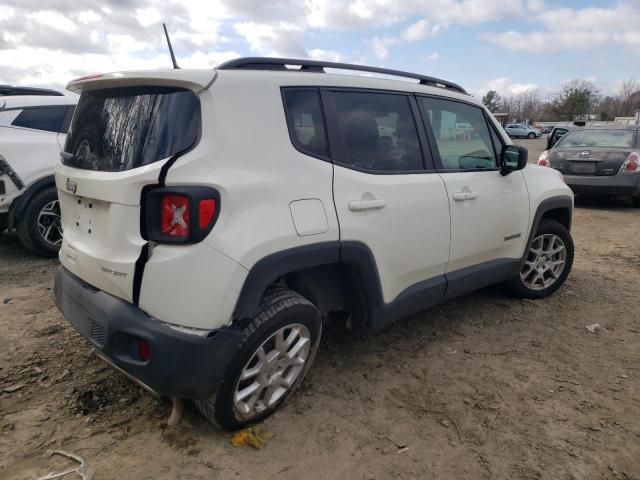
[552,80,601,121]
[482,90,502,113]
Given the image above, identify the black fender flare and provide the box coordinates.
[233,241,340,320]
[8,175,56,229]
[521,195,573,267]
[232,240,445,333]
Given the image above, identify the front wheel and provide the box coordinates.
[527,132,536,139]
[195,288,322,430]
[509,219,574,299]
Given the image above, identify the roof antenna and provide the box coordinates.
[162,23,179,69]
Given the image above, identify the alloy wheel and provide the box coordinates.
[37,200,63,247]
[233,323,311,418]
[520,233,567,291]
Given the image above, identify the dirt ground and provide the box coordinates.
[1,138,639,480]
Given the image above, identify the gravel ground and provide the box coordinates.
[1,138,639,480]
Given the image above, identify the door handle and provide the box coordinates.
[348,199,386,211]
[453,191,479,201]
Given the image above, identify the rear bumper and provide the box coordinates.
[564,173,640,197]
[54,266,242,399]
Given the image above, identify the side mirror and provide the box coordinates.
[500,145,528,175]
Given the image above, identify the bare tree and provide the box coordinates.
[617,78,640,116]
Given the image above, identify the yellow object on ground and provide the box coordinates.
[231,427,265,449]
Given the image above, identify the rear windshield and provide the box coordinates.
[557,129,636,149]
[63,86,200,171]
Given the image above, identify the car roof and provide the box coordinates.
[67,57,476,105]
[0,95,78,110]
[0,85,64,96]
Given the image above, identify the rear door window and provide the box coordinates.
[330,91,424,172]
[11,106,68,133]
[63,86,200,172]
[557,129,636,148]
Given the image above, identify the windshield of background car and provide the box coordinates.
[63,86,200,172]
[557,129,636,149]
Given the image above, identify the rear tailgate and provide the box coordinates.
[56,70,214,303]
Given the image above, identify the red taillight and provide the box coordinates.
[623,152,639,172]
[538,158,550,167]
[199,199,216,229]
[161,194,190,237]
[138,339,151,362]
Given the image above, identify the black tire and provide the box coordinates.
[195,288,322,430]
[527,132,536,139]
[509,219,574,299]
[16,186,62,257]
[632,196,640,208]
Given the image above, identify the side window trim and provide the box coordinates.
[321,87,432,175]
[280,87,331,163]
[483,110,505,162]
[416,94,501,173]
[60,106,75,134]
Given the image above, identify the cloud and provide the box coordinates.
[233,22,307,57]
[486,3,640,52]
[480,77,539,97]
[368,36,399,60]
[424,52,439,61]
[402,19,431,42]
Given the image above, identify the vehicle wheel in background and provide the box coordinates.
[16,186,63,257]
[527,132,536,139]
[509,219,574,299]
[195,288,322,430]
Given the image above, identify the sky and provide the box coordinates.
[1,0,639,100]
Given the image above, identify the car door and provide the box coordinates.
[326,89,451,310]
[416,96,529,296]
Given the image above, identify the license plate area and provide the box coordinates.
[570,162,596,174]
[73,197,98,236]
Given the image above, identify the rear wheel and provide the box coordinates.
[632,196,640,208]
[195,288,322,430]
[16,186,62,257]
[527,132,536,139]
[509,219,574,299]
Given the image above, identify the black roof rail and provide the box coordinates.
[0,85,64,97]
[217,57,468,95]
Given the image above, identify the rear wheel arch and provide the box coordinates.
[232,241,380,334]
[9,175,56,228]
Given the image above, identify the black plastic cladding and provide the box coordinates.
[140,185,221,244]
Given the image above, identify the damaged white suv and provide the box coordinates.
[54,58,574,430]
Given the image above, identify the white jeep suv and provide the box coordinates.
[53,58,574,430]
[1,95,78,256]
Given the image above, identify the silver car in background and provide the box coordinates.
[505,123,542,139]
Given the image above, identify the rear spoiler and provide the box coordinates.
[66,70,218,94]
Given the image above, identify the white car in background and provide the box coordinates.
[0,95,77,256]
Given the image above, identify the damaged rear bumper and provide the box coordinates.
[53,266,241,399]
